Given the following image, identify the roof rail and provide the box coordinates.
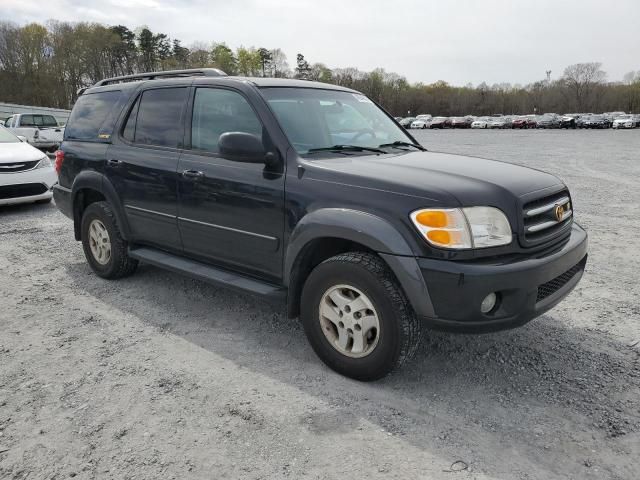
[92,68,227,87]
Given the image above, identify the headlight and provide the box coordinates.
[35,156,52,169]
[410,207,512,249]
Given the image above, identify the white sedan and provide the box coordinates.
[471,117,490,128]
[612,115,635,129]
[410,119,431,129]
[0,126,58,206]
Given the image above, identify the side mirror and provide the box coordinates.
[219,132,268,164]
[17,135,27,142]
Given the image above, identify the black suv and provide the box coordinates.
[54,69,588,380]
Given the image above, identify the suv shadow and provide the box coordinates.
[65,260,639,477]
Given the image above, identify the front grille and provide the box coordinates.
[0,183,48,199]
[0,160,40,173]
[536,257,586,303]
[522,189,573,246]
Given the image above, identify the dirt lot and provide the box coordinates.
[1,129,639,479]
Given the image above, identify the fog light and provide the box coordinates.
[480,293,497,314]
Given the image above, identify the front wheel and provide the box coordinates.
[300,252,422,381]
[81,201,138,279]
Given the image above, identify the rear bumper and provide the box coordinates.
[53,184,73,219]
[416,223,588,333]
[30,140,58,149]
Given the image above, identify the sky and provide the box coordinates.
[2,0,639,86]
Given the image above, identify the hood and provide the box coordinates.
[303,150,563,209]
[0,141,46,164]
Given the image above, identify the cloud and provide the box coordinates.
[1,0,639,84]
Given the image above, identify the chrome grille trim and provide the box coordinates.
[526,210,573,233]
[525,196,570,217]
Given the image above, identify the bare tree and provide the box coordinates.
[562,62,606,111]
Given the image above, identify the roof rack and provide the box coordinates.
[92,68,227,88]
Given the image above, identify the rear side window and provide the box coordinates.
[65,91,122,140]
[127,88,187,148]
[19,115,36,127]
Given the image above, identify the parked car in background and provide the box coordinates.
[576,115,590,128]
[429,117,448,129]
[612,115,636,129]
[416,114,432,121]
[393,117,403,122]
[0,125,57,206]
[525,115,538,128]
[399,117,416,129]
[4,113,65,152]
[410,118,431,129]
[559,116,577,129]
[471,117,490,129]
[536,115,560,129]
[584,115,609,129]
[487,117,507,129]
[451,117,472,128]
[511,116,529,129]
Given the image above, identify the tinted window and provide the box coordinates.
[65,91,122,140]
[19,114,36,126]
[122,95,140,142]
[134,88,186,147]
[191,88,262,153]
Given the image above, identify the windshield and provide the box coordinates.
[0,126,20,143]
[260,88,414,155]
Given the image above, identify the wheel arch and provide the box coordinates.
[284,208,435,319]
[71,171,130,241]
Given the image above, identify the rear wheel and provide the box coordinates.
[81,201,138,279]
[300,252,422,381]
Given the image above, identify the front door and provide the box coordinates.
[106,86,188,251]
[177,87,285,281]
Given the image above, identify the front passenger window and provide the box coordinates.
[191,88,262,154]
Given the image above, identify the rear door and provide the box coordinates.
[177,86,285,280]
[106,86,188,252]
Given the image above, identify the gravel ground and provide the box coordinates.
[1,129,639,479]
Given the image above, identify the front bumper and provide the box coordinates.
[0,167,58,206]
[416,223,588,333]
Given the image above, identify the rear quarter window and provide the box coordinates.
[65,90,124,141]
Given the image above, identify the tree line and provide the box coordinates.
[1,21,639,116]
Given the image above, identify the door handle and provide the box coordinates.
[182,170,205,180]
[106,159,123,168]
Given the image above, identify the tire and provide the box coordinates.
[300,252,422,381]
[81,201,138,279]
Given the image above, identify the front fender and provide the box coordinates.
[285,208,435,317]
[71,171,131,240]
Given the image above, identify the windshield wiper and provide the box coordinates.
[378,141,426,151]
[306,144,387,155]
